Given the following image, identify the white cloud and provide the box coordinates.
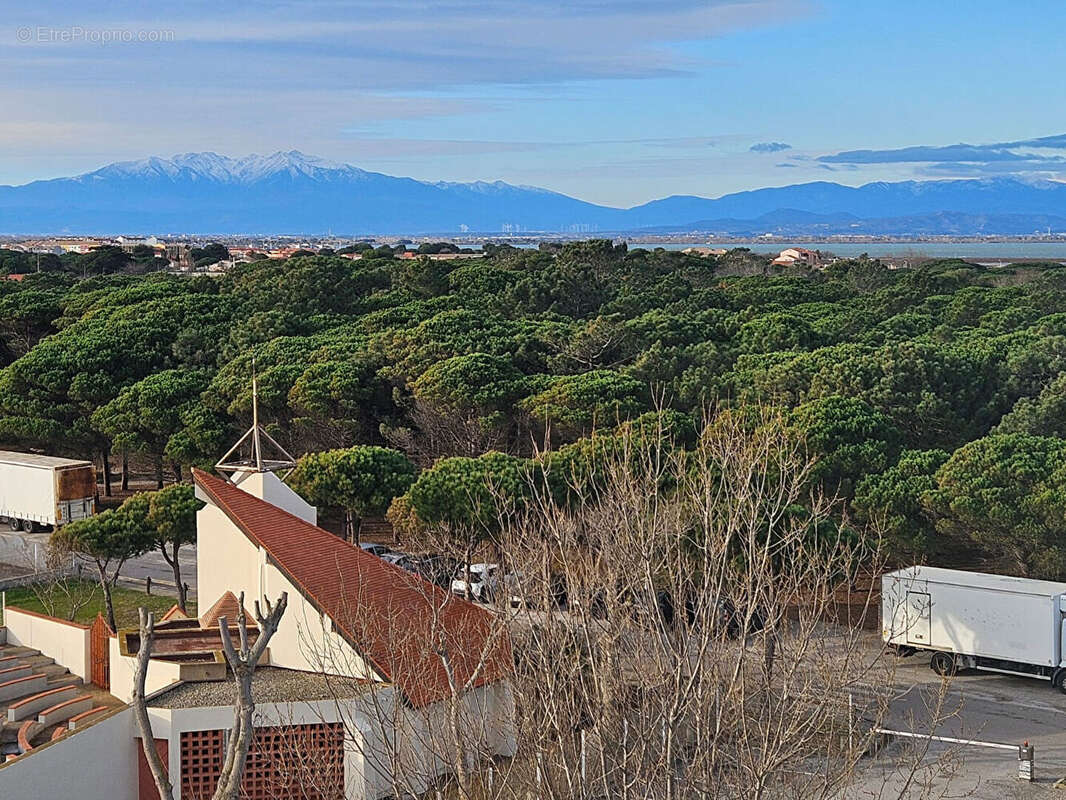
[3,0,808,89]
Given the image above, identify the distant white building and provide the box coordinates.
[772,247,823,268]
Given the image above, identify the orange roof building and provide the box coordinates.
[191,468,512,708]
[0,462,517,800]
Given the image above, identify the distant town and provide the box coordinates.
[5,233,1066,279]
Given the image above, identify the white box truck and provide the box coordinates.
[883,565,1066,688]
[0,451,96,532]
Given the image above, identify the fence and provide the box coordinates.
[115,573,192,602]
[0,533,43,575]
[874,727,1035,782]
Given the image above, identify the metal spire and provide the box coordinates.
[251,356,263,472]
[215,354,296,483]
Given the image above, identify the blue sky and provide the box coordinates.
[4,0,1066,206]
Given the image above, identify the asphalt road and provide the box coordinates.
[0,529,197,600]
[851,649,1066,798]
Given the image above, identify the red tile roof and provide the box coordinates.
[199,591,254,630]
[192,469,512,708]
[160,604,189,622]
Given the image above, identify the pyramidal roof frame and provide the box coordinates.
[215,358,296,482]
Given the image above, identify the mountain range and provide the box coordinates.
[2,151,1066,236]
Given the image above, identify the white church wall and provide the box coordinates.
[231,471,317,524]
[194,500,262,615]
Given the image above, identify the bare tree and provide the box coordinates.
[131,591,288,800]
[30,539,98,621]
[289,409,963,800]
[383,397,510,468]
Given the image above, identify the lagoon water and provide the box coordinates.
[622,241,1066,261]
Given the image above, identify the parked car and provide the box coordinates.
[451,563,522,604]
[381,551,408,566]
[578,583,764,637]
[401,554,461,589]
[359,542,393,558]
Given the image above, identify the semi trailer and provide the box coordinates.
[0,451,96,532]
[883,565,1066,688]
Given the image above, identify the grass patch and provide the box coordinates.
[2,579,197,629]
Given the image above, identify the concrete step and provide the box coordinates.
[35,664,70,678]
[16,720,41,754]
[8,686,78,722]
[0,675,48,703]
[45,675,82,689]
[18,655,54,668]
[0,647,38,659]
[0,666,33,683]
[38,695,92,726]
[68,706,110,730]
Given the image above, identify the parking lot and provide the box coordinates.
[852,644,1066,798]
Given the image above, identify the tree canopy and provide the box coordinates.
[289,445,416,540]
[5,246,1066,576]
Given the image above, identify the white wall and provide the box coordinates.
[3,607,91,680]
[163,695,391,800]
[378,680,518,798]
[109,637,183,703]
[196,501,262,615]
[0,706,137,800]
[164,697,358,800]
[261,555,377,678]
[195,498,375,680]
[233,471,317,524]
[147,680,516,800]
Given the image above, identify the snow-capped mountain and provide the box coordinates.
[2,152,1066,234]
[85,151,366,184]
[0,151,612,234]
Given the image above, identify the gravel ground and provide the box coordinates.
[150,666,375,708]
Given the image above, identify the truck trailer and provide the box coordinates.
[0,451,96,532]
[883,565,1066,688]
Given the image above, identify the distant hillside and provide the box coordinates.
[628,178,1066,222]
[638,210,1066,237]
[2,151,1066,234]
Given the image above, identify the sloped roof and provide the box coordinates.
[159,604,189,622]
[192,468,512,708]
[199,590,255,630]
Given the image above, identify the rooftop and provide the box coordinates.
[192,469,513,708]
[0,451,93,470]
[149,666,373,709]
